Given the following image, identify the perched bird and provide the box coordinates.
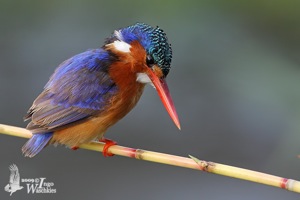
[4,164,24,196]
[22,22,180,158]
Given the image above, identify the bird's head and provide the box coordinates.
[104,23,180,129]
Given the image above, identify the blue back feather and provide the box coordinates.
[25,48,117,132]
[46,49,116,109]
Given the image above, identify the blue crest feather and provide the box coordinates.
[106,23,172,76]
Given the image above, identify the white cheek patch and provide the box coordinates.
[111,40,131,53]
[136,73,154,87]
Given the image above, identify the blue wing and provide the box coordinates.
[25,49,117,133]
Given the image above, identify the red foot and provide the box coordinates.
[71,146,79,150]
[99,138,117,157]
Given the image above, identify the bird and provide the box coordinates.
[22,22,180,158]
[4,164,24,196]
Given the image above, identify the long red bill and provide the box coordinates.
[146,68,181,130]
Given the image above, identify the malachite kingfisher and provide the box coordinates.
[22,23,180,158]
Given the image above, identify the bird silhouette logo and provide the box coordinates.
[4,164,24,196]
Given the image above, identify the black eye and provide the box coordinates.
[146,54,155,67]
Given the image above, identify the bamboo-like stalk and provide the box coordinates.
[0,123,299,193]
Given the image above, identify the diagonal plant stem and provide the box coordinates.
[0,123,299,193]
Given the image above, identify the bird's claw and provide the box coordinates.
[99,138,117,157]
[71,146,79,150]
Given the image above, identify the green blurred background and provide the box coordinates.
[0,0,300,199]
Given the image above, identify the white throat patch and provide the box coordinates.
[136,73,155,88]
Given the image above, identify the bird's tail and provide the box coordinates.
[22,132,53,158]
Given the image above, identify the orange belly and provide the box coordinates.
[50,84,145,148]
[51,117,108,147]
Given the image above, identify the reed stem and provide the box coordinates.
[0,123,299,193]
